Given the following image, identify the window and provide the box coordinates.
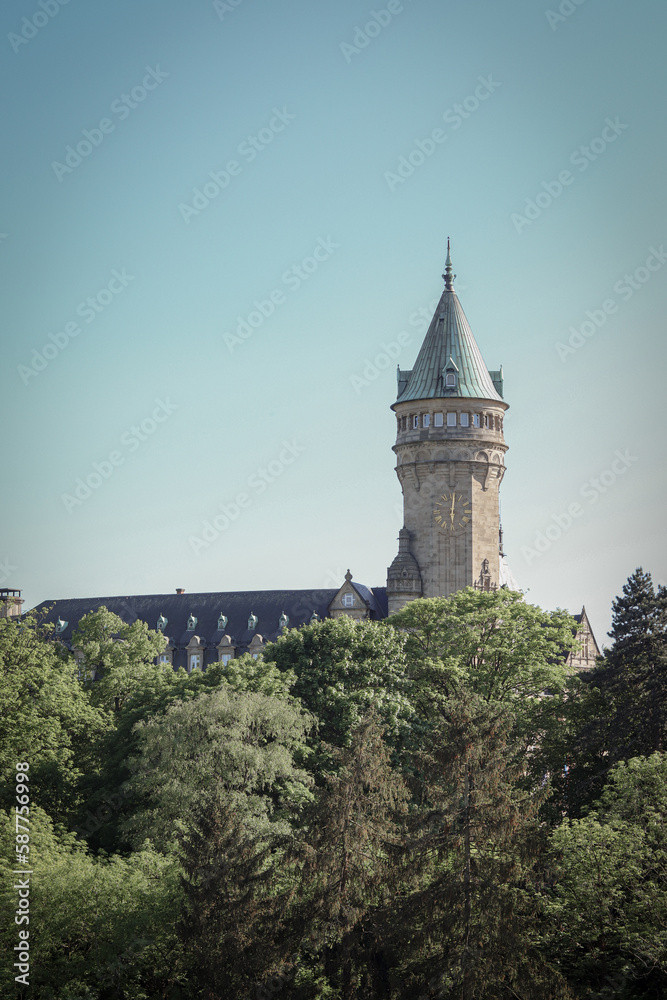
[220,653,232,665]
[189,654,201,672]
[413,414,419,429]
[445,372,456,388]
[484,414,490,428]
[460,412,469,427]
[447,412,456,427]
[473,414,480,428]
[158,654,170,663]
[342,593,355,607]
[434,412,443,427]
[423,413,430,427]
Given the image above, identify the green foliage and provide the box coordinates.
[290,713,410,1000]
[10,576,667,999]
[71,607,167,713]
[178,790,298,997]
[263,616,417,769]
[548,753,667,998]
[389,589,579,803]
[390,689,568,1000]
[0,805,182,999]
[0,612,109,824]
[122,685,314,852]
[74,649,298,855]
[220,650,296,697]
[389,588,578,707]
[563,568,667,817]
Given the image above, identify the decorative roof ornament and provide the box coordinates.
[442,237,456,291]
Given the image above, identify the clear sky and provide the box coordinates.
[2,0,666,644]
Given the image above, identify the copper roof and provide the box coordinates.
[396,248,503,404]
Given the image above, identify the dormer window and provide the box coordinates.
[443,357,459,390]
[186,614,197,630]
[342,593,355,608]
[217,613,228,630]
[279,612,289,630]
[55,618,68,634]
[248,613,258,630]
[157,614,168,632]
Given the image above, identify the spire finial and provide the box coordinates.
[442,237,456,291]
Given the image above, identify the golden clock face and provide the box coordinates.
[433,492,472,534]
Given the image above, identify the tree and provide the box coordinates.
[0,805,182,999]
[594,568,666,756]
[291,714,409,1000]
[263,616,417,770]
[389,588,577,708]
[388,690,569,1000]
[122,685,314,852]
[178,790,296,999]
[388,589,579,789]
[71,606,168,713]
[565,569,667,815]
[0,611,109,825]
[548,753,667,998]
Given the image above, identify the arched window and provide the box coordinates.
[445,371,456,388]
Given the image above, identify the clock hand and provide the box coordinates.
[450,494,455,521]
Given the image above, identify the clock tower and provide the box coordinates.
[387,242,509,614]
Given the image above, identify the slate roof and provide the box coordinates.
[396,248,503,404]
[33,586,389,651]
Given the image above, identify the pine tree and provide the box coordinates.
[290,713,409,1000]
[569,569,667,813]
[604,567,667,754]
[177,790,297,999]
[388,690,571,1000]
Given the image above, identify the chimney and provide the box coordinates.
[176,588,185,594]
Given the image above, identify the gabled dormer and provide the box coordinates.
[328,570,372,620]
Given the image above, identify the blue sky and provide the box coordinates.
[2,0,666,643]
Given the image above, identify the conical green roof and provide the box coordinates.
[396,246,503,403]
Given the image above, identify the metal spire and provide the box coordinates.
[442,237,456,291]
